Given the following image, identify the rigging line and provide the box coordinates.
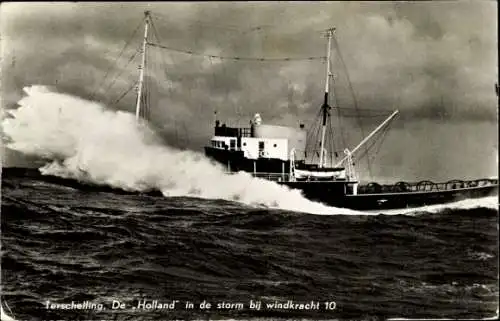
[369,123,391,163]
[354,128,381,160]
[336,107,394,115]
[335,107,347,152]
[150,18,170,81]
[150,18,177,102]
[147,42,326,62]
[141,84,145,120]
[141,62,149,121]
[330,112,338,163]
[356,123,391,171]
[331,86,347,152]
[148,17,197,113]
[304,107,322,154]
[312,107,325,162]
[142,17,151,122]
[326,113,336,166]
[145,79,150,120]
[140,83,146,120]
[355,133,379,163]
[153,12,325,38]
[148,37,163,122]
[90,16,145,100]
[147,42,156,122]
[339,112,396,119]
[331,106,395,115]
[331,34,372,177]
[144,64,149,121]
[304,110,319,159]
[110,81,138,106]
[150,43,159,121]
[151,13,241,32]
[306,122,318,160]
[335,107,395,114]
[151,12,274,33]
[220,55,230,123]
[215,23,274,56]
[154,18,272,125]
[102,47,141,101]
[360,125,389,158]
[325,48,347,152]
[356,122,391,162]
[315,113,325,162]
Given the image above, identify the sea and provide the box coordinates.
[1,170,499,321]
[1,86,499,320]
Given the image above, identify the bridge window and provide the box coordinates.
[243,142,247,146]
[273,144,277,147]
[230,139,236,150]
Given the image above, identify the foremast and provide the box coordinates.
[319,28,335,168]
[135,11,150,121]
[314,27,399,183]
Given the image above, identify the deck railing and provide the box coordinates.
[222,171,498,193]
[251,172,291,182]
[357,178,499,194]
[223,171,345,183]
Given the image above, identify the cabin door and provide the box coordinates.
[258,141,265,157]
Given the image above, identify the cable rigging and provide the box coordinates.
[92,12,398,173]
[151,12,281,34]
[331,34,373,177]
[104,47,142,105]
[89,17,145,101]
[355,121,393,165]
[147,42,326,62]
[110,81,138,107]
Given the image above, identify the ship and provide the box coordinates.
[181,20,497,210]
[101,11,498,210]
[8,11,495,211]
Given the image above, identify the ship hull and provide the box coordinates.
[279,181,498,210]
[3,168,497,211]
[344,186,498,210]
[205,147,499,210]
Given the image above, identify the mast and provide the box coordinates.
[319,27,335,168]
[135,11,150,121]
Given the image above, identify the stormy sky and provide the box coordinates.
[1,1,498,181]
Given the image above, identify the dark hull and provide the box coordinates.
[204,147,498,210]
[3,168,497,211]
[344,186,498,210]
[279,181,498,210]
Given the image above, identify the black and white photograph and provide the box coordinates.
[1,1,498,320]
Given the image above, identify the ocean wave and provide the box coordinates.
[379,196,498,216]
[2,85,358,215]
